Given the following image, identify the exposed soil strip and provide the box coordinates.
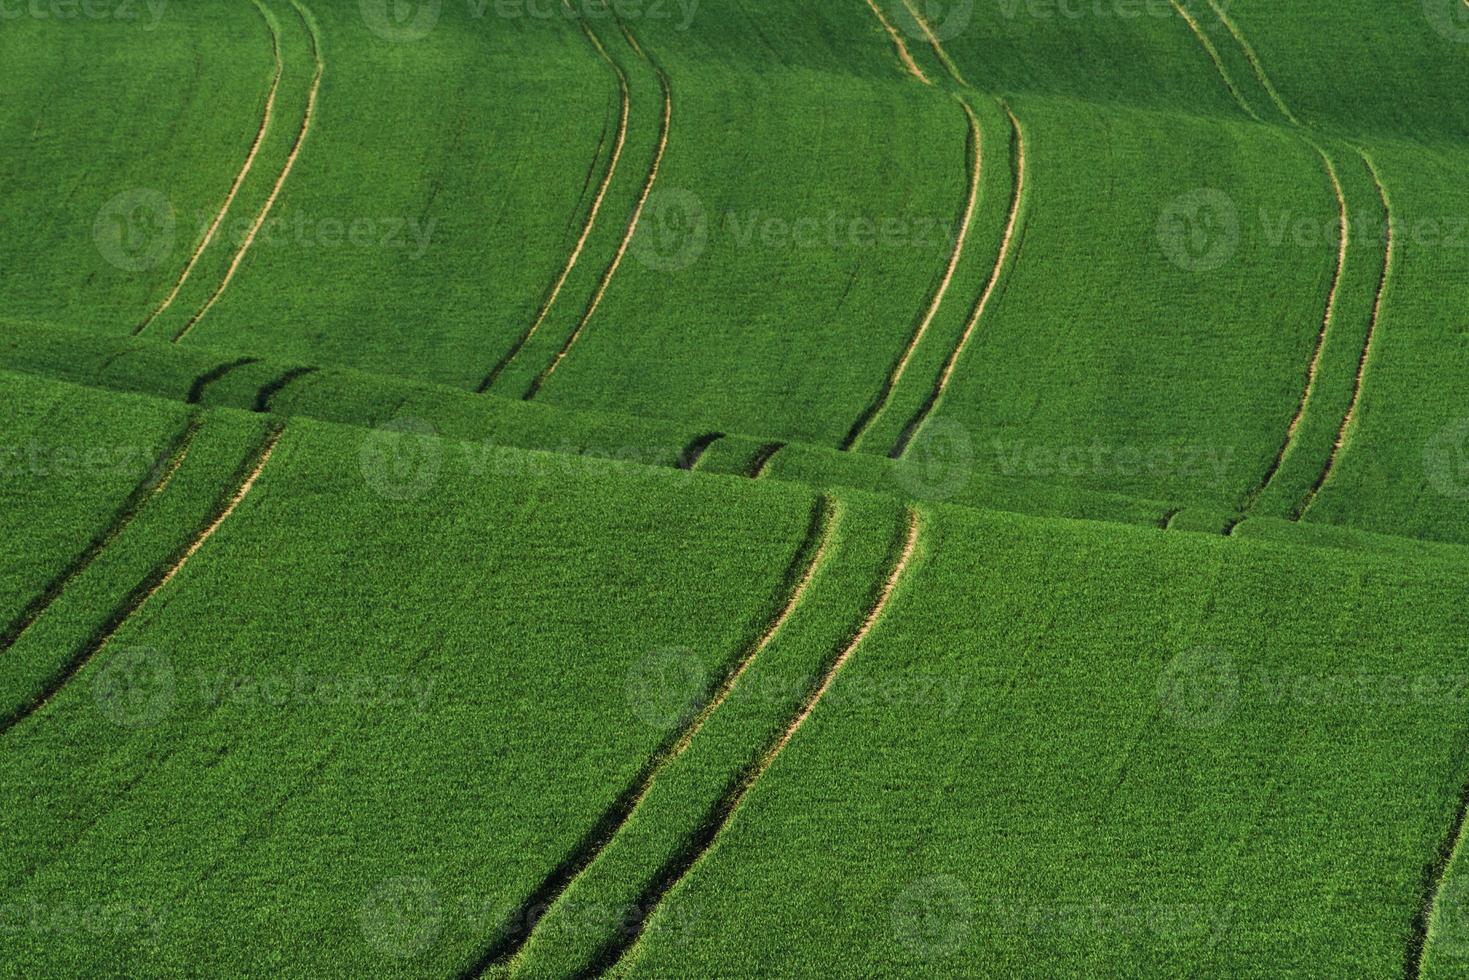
[476,10,630,393]
[135,0,282,336]
[676,431,724,471]
[899,0,967,86]
[525,43,672,399]
[253,365,318,413]
[891,103,1026,458]
[1204,0,1300,124]
[590,508,921,977]
[1296,150,1393,520]
[460,498,835,976]
[863,0,930,84]
[747,442,785,479]
[1407,751,1469,978]
[0,416,200,655]
[0,425,283,737]
[843,96,982,451]
[1168,0,1263,122]
[174,0,324,343]
[187,357,260,404]
[1245,145,1348,508]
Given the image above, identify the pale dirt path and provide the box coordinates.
[480,12,632,391]
[846,96,983,450]
[174,0,324,343]
[137,0,283,336]
[1299,150,1393,518]
[863,0,931,85]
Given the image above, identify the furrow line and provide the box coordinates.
[136,0,282,335]
[1245,145,1348,508]
[477,9,631,393]
[1168,0,1263,122]
[892,104,1026,458]
[899,0,967,86]
[594,508,921,977]
[526,43,672,399]
[862,0,931,84]
[1297,150,1393,520]
[748,442,785,479]
[843,95,982,451]
[0,416,201,655]
[1203,0,1300,124]
[0,425,283,737]
[174,0,324,343]
[676,431,724,471]
[460,497,836,976]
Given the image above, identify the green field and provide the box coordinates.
[5,0,1469,976]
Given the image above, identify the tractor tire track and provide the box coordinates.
[1408,749,1469,978]
[478,9,631,392]
[1297,150,1393,520]
[843,95,982,451]
[1168,0,1263,122]
[0,416,200,655]
[174,0,323,343]
[591,507,920,978]
[899,0,967,86]
[676,431,724,471]
[461,497,836,976]
[525,35,672,400]
[0,425,283,736]
[135,0,283,336]
[1203,0,1300,124]
[748,442,785,479]
[187,357,260,405]
[863,0,930,85]
[1244,145,1348,509]
[892,104,1026,458]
